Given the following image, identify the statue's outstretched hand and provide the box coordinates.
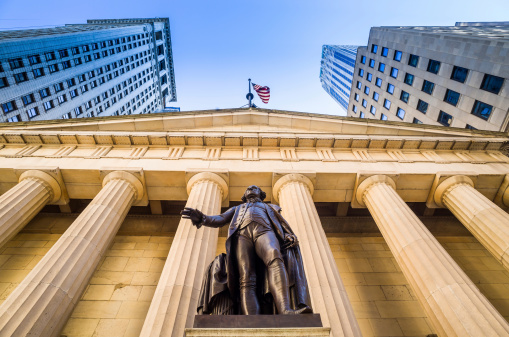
[181,207,205,228]
[283,233,299,249]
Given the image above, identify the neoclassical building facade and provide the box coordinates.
[0,108,509,337]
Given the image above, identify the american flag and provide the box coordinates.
[252,83,270,104]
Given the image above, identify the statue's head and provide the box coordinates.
[241,185,266,202]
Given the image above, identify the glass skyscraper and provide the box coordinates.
[0,18,176,122]
[320,45,358,112]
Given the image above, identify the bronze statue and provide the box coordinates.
[181,185,312,315]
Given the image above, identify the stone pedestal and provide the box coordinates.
[356,175,509,337]
[435,175,509,269]
[0,171,143,337]
[0,170,62,248]
[273,174,361,337]
[140,172,228,337]
[185,327,331,337]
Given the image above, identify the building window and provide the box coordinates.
[356,81,362,89]
[83,45,90,52]
[369,59,375,68]
[45,52,56,61]
[394,50,402,62]
[360,56,366,64]
[75,57,84,66]
[387,83,395,94]
[67,78,76,87]
[370,105,376,115]
[7,115,21,122]
[358,69,364,77]
[390,67,398,79]
[383,99,391,110]
[396,108,405,120]
[75,106,83,115]
[22,94,35,106]
[400,91,409,103]
[354,93,359,102]
[62,112,71,119]
[422,80,435,94]
[94,53,100,60]
[471,100,493,120]
[408,54,419,67]
[380,114,387,121]
[413,118,423,124]
[32,68,44,78]
[72,47,80,55]
[437,110,452,126]
[427,59,441,74]
[364,86,370,95]
[417,100,428,113]
[54,82,64,92]
[371,44,378,54]
[8,58,24,70]
[450,66,468,83]
[362,99,367,108]
[49,64,59,73]
[378,63,385,73]
[27,107,39,118]
[465,124,477,130]
[404,73,414,86]
[366,73,372,82]
[444,89,460,106]
[381,47,388,57]
[0,77,9,89]
[80,85,88,93]
[70,89,79,98]
[480,74,504,94]
[375,77,382,87]
[28,55,41,65]
[59,49,69,58]
[57,95,67,104]
[39,88,50,98]
[373,92,379,102]
[14,72,28,83]
[84,55,92,62]
[78,74,86,83]
[352,104,358,113]
[360,112,365,118]
[43,101,54,111]
[2,100,17,113]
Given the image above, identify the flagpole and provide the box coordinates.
[246,78,254,108]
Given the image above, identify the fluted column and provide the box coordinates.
[435,175,509,269]
[357,175,509,337]
[0,171,144,337]
[140,172,227,337]
[273,174,361,337]
[0,170,62,248]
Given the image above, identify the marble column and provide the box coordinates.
[0,170,62,248]
[0,171,144,337]
[273,174,362,337]
[356,175,509,337]
[435,175,509,269]
[140,172,227,337]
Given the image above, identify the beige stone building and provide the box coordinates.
[0,107,509,337]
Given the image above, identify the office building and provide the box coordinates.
[0,108,509,336]
[348,22,509,131]
[320,45,358,112]
[0,18,176,122]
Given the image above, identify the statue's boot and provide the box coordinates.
[268,259,311,314]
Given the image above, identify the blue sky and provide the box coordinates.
[1,0,508,115]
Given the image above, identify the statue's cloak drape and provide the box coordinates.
[197,203,312,314]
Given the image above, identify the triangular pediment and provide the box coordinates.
[1,108,506,140]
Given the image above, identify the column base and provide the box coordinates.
[186,327,330,337]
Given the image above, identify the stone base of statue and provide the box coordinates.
[185,327,330,337]
[193,314,323,329]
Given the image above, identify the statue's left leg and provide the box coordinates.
[255,230,305,314]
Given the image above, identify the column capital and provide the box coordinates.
[495,174,509,208]
[433,175,474,208]
[272,173,314,203]
[19,170,62,204]
[425,172,477,208]
[355,175,396,208]
[187,172,229,201]
[103,171,145,203]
